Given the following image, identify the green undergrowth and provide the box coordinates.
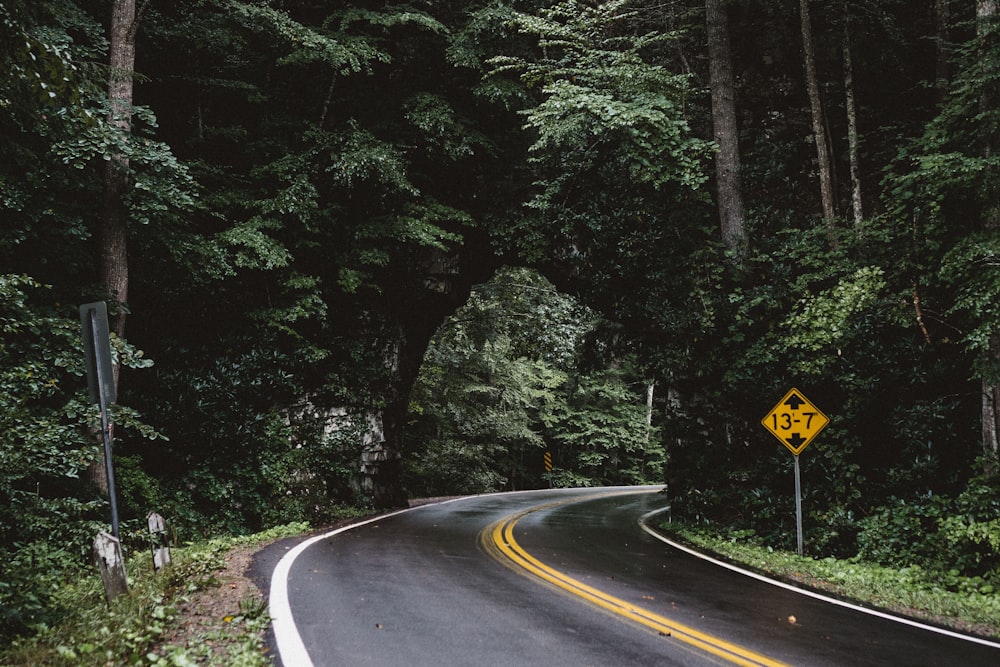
[661,523,1000,639]
[0,522,310,667]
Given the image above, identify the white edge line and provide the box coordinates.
[268,488,609,666]
[638,507,1000,650]
[269,499,467,667]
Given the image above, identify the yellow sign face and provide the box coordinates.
[761,388,829,456]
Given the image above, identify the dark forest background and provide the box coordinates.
[3,0,1000,639]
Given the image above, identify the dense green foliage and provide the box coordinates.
[405,267,661,494]
[0,275,160,636]
[2,522,310,667]
[3,0,1000,643]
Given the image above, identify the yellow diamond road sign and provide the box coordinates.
[762,388,829,456]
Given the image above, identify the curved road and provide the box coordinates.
[258,487,1000,666]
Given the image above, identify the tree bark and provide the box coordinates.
[706,0,748,264]
[91,0,136,495]
[102,0,136,341]
[979,0,1000,473]
[842,1,863,230]
[799,0,837,229]
[983,374,1000,474]
[936,0,952,101]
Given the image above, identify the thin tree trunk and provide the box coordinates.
[842,1,863,230]
[979,0,1000,473]
[319,76,335,127]
[936,0,951,101]
[799,0,837,229]
[983,374,1000,474]
[706,0,748,263]
[645,382,654,444]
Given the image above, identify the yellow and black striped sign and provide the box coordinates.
[543,451,552,472]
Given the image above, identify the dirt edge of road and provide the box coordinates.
[156,497,458,664]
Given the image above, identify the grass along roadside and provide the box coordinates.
[660,524,1000,639]
[0,522,310,667]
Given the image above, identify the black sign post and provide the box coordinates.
[80,302,121,541]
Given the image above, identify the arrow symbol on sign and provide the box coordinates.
[784,393,805,410]
[785,433,807,449]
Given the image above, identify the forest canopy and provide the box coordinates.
[3,0,1000,641]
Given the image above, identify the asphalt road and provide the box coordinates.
[256,487,1000,666]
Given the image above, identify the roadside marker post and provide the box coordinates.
[148,512,171,570]
[761,388,829,556]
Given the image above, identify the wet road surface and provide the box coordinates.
[260,487,1000,666]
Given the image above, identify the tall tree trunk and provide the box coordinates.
[979,0,1000,473]
[706,0,748,264]
[982,372,1000,476]
[799,0,837,229]
[936,0,952,101]
[644,382,654,444]
[103,0,136,341]
[91,0,137,495]
[842,1,864,230]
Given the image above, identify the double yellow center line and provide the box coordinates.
[481,495,791,667]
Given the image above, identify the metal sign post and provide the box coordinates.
[80,302,121,541]
[793,454,803,556]
[761,388,829,556]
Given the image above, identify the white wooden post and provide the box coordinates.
[93,531,128,603]
[147,512,171,570]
